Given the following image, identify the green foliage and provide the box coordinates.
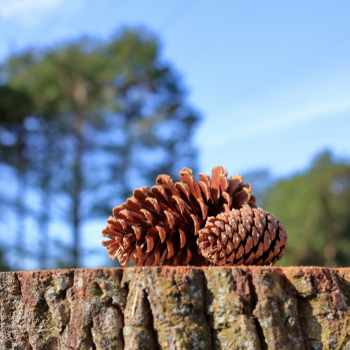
[0,86,33,123]
[264,151,350,267]
[0,28,200,269]
[0,247,10,272]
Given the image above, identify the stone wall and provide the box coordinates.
[0,266,350,349]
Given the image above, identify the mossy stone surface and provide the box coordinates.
[0,267,350,349]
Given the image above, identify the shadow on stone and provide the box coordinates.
[203,275,217,349]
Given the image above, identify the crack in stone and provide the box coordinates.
[91,269,129,350]
[59,269,75,336]
[87,319,97,350]
[295,292,309,350]
[202,269,216,350]
[120,269,129,350]
[143,288,161,350]
[247,271,268,350]
[14,272,22,297]
[14,272,34,350]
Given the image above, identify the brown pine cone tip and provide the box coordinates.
[102,166,256,267]
[198,205,288,266]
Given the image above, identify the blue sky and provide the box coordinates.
[1,0,350,268]
[1,0,350,176]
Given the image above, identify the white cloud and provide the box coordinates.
[196,74,350,148]
[0,0,75,26]
[229,98,350,143]
[0,0,60,17]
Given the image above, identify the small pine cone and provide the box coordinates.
[197,204,287,266]
[102,166,255,267]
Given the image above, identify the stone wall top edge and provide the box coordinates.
[1,265,350,276]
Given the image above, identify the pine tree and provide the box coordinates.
[0,28,200,268]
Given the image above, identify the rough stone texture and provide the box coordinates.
[1,267,350,349]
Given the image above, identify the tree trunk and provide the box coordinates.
[15,176,26,271]
[39,191,50,270]
[72,196,80,268]
[1,266,350,350]
[72,112,84,269]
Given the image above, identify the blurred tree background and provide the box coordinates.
[264,151,350,267]
[246,151,350,268]
[0,27,349,271]
[0,28,199,270]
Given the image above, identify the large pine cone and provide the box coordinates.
[197,204,288,266]
[102,166,256,266]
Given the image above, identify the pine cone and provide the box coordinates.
[102,166,255,266]
[197,204,288,266]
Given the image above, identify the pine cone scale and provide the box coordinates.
[263,231,271,252]
[179,227,187,248]
[226,240,234,254]
[199,181,212,203]
[232,233,241,249]
[255,242,263,260]
[191,215,201,235]
[232,187,250,207]
[279,230,286,247]
[227,175,242,194]
[210,166,223,206]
